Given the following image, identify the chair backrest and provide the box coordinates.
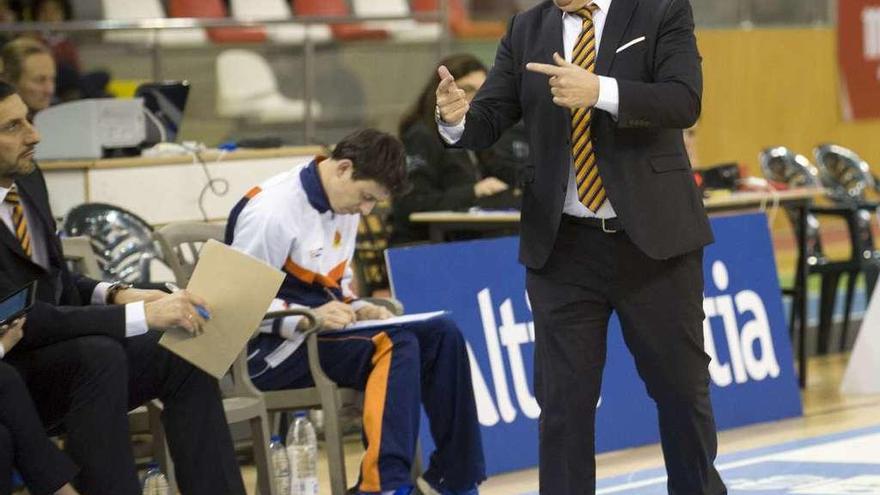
[216,49,277,99]
[759,146,822,189]
[229,0,291,20]
[62,203,160,283]
[758,147,825,259]
[101,0,206,44]
[169,0,268,43]
[293,0,350,16]
[61,236,104,279]
[351,0,411,17]
[102,0,164,19]
[411,0,467,23]
[813,144,876,204]
[216,49,278,115]
[153,222,226,286]
[813,144,878,254]
[168,0,226,17]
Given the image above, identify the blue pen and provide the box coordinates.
[164,282,211,320]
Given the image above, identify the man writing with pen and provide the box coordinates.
[225,129,486,495]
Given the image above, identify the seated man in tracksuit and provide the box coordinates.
[225,129,485,495]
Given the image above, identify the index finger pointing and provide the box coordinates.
[437,65,456,91]
[526,62,563,76]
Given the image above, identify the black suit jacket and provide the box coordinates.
[456,0,713,268]
[0,166,124,352]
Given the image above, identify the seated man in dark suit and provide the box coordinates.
[0,80,246,495]
[0,317,79,495]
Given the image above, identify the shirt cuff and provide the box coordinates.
[92,281,112,305]
[350,299,371,311]
[596,76,620,119]
[0,343,5,359]
[125,301,149,338]
[277,316,303,340]
[436,113,466,144]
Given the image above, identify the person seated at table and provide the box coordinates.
[391,53,529,245]
[226,129,485,495]
[0,317,79,495]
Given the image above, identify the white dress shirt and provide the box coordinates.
[439,0,618,219]
[0,183,147,360]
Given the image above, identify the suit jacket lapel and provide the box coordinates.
[0,219,31,263]
[540,6,570,131]
[543,4,565,61]
[596,0,639,76]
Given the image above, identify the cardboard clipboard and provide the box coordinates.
[159,239,284,379]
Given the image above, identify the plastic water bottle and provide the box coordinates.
[287,411,318,495]
[269,434,291,495]
[141,463,170,495]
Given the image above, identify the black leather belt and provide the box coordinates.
[562,214,624,233]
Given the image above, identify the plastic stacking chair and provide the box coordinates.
[215,49,322,124]
[229,0,331,45]
[760,146,880,355]
[100,0,206,46]
[813,144,880,349]
[60,236,104,279]
[154,221,408,495]
[62,203,161,285]
[168,0,267,43]
[411,0,506,39]
[150,222,283,495]
[293,0,389,41]
[351,0,442,42]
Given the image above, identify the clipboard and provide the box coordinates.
[159,240,284,379]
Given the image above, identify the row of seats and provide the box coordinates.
[100,0,503,46]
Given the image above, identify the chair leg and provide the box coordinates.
[322,400,349,495]
[817,272,840,355]
[251,412,276,495]
[147,401,179,495]
[841,271,858,352]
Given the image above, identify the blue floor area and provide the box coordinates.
[517,426,880,495]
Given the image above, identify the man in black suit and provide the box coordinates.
[0,81,247,494]
[436,0,725,493]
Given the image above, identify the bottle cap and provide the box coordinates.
[146,462,160,470]
[271,434,282,443]
[294,411,308,418]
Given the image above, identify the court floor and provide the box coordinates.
[240,354,880,494]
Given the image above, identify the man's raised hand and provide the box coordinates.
[435,65,469,125]
[526,52,600,110]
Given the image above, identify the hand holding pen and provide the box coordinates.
[305,287,356,331]
[139,283,212,336]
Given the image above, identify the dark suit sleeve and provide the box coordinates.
[70,272,102,305]
[478,123,529,186]
[616,0,702,129]
[16,301,126,351]
[457,15,524,150]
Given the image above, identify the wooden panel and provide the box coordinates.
[696,28,880,175]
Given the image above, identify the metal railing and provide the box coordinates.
[0,5,451,144]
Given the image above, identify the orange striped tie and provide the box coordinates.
[5,185,32,257]
[571,4,605,212]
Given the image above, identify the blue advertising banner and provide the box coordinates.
[386,212,803,476]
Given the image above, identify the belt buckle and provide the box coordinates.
[601,217,618,234]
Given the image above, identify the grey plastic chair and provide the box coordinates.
[154,221,416,495]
